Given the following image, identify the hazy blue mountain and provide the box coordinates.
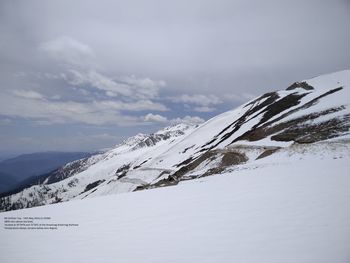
[0,172,19,194]
[0,152,92,194]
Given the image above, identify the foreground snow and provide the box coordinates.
[1,155,350,263]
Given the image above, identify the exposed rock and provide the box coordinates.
[221,151,248,166]
[115,164,131,179]
[81,180,106,194]
[144,150,248,188]
[286,81,314,91]
[256,148,280,159]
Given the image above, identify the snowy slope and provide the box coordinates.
[1,70,350,211]
[1,155,350,263]
[0,123,198,210]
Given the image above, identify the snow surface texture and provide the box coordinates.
[1,155,350,263]
[1,70,350,211]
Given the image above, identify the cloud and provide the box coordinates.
[193,106,216,112]
[39,36,95,67]
[39,37,167,101]
[0,35,169,128]
[30,37,170,124]
[96,100,168,112]
[50,95,62,100]
[170,94,222,106]
[0,131,122,153]
[0,92,170,126]
[171,115,205,125]
[170,93,222,112]
[144,113,168,123]
[144,113,205,125]
[65,69,166,100]
[66,70,132,97]
[119,75,166,99]
[13,90,44,100]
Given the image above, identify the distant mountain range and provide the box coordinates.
[1,70,350,212]
[0,152,92,194]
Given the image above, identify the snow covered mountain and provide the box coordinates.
[1,70,350,212]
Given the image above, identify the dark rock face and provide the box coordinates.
[172,151,219,179]
[115,164,131,179]
[221,151,248,166]
[286,81,314,91]
[236,106,348,144]
[225,92,309,144]
[198,87,347,151]
[201,151,248,177]
[202,92,281,151]
[271,114,350,143]
[256,148,280,160]
[81,180,106,194]
[138,150,248,190]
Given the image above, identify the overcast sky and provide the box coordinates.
[0,0,350,155]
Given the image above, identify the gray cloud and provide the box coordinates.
[144,113,168,123]
[13,89,45,100]
[39,36,95,67]
[0,0,349,153]
[65,69,165,100]
[144,113,204,125]
[169,94,223,112]
[170,116,205,125]
[170,94,222,107]
[0,91,170,126]
[193,106,217,113]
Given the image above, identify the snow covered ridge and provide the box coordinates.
[1,70,350,212]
